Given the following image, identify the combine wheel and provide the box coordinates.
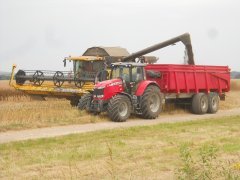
[207,93,219,114]
[191,93,209,114]
[53,71,64,87]
[33,70,44,86]
[78,93,92,110]
[107,95,131,122]
[140,85,162,119]
[70,98,80,107]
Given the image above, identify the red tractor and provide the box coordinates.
[83,62,163,122]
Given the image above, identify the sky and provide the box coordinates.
[0,0,239,72]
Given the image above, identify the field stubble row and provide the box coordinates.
[0,80,240,131]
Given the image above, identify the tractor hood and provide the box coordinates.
[95,78,123,89]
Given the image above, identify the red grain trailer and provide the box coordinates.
[145,64,230,96]
[145,64,230,115]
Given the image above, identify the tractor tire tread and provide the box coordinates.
[140,85,162,119]
[107,95,131,122]
[78,93,92,110]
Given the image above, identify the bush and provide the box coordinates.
[176,143,240,179]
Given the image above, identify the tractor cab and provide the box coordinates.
[110,62,146,94]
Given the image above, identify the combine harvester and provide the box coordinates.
[9,47,130,106]
[84,33,230,122]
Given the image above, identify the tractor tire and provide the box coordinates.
[207,93,219,114]
[107,95,131,122]
[140,85,162,119]
[191,93,209,114]
[70,98,79,107]
[78,93,92,110]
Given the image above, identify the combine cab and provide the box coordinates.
[10,47,130,106]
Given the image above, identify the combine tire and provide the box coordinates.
[207,93,219,114]
[70,98,79,107]
[78,93,92,110]
[191,93,208,114]
[107,95,131,122]
[140,86,162,119]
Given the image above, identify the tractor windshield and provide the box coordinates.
[111,66,130,82]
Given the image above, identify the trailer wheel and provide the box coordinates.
[192,93,209,114]
[140,86,162,119]
[78,93,92,110]
[107,95,131,122]
[207,93,219,114]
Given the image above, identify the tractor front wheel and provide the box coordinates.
[107,95,131,122]
[140,86,162,119]
[78,93,92,110]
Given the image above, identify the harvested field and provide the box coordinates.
[0,80,240,131]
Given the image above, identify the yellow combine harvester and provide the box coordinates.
[9,47,130,106]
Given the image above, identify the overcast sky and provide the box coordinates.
[0,0,239,72]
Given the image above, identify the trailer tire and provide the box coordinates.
[107,95,131,122]
[207,93,219,114]
[78,93,92,110]
[192,93,209,114]
[140,85,162,119]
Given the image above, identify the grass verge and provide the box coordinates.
[0,115,240,179]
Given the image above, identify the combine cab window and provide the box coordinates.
[74,61,104,80]
[74,61,104,74]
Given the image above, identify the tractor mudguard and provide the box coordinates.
[135,81,160,96]
[118,92,132,103]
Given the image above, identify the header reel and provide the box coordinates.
[15,69,95,88]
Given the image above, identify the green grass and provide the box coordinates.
[1,116,240,179]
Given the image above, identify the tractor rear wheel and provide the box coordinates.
[191,93,209,114]
[78,93,92,110]
[207,93,219,114]
[107,95,131,122]
[140,86,162,119]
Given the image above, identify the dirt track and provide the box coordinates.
[0,108,240,144]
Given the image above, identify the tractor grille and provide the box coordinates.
[93,88,104,96]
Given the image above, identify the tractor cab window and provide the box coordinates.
[132,67,144,82]
[111,66,130,82]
